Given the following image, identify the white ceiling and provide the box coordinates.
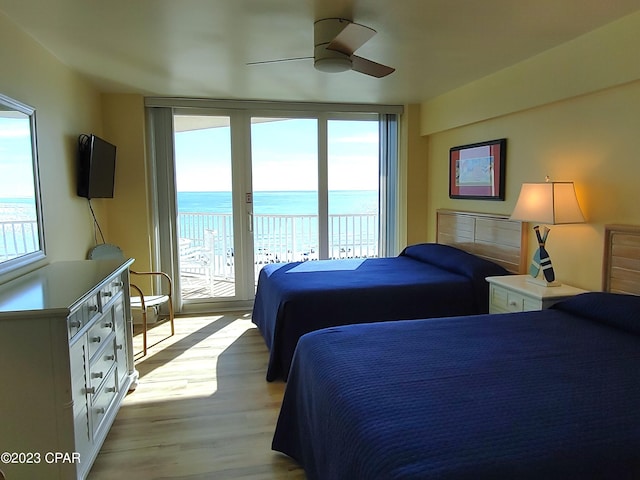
[2,0,639,105]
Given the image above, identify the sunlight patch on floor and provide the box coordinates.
[126,313,257,403]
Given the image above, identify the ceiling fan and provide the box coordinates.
[247,18,395,78]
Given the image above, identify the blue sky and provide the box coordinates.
[0,117,36,199]
[174,118,379,192]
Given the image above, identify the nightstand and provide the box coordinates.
[486,275,588,314]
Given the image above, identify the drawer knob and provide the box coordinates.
[509,300,518,307]
[88,305,99,312]
[92,372,104,379]
[69,320,81,328]
[114,281,123,287]
[91,336,101,343]
[104,322,113,329]
[106,355,115,361]
[84,387,96,395]
[102,291,113,297]
[116,344,123,350]
[106,387,116,393]
[96,407,106,415]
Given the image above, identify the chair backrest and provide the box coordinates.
[87,243,126,261]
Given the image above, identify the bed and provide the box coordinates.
[252,210,527,381]
[272,224,640,479]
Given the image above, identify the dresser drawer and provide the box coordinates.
[90,367,119,437]
[68,294,101,339]
[88,337,118,390]
[87,316,116,359]
[83,293,101,322]
[67,310,84,339]
[99,277,124,309]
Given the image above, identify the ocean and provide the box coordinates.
[177,190,378,215]
[176,190,380,260]
[0,190,379,220]
[0,197,37,222]
[1,190,380,261]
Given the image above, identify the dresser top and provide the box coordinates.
[0,259,133,316]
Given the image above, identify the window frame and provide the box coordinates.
[0,93,46,277]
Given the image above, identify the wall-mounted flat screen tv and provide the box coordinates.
[77,133,116,199]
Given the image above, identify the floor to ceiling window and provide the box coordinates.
[147,100,402,313]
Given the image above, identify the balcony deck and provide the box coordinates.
[181,272,235,300]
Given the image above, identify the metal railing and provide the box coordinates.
[0,220,39,261]
[177,212,379,280]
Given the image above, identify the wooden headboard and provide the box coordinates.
[603,224,640,295]
[436,209,528,274]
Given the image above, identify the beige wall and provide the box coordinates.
[102,94,154,287]
[402,104,429,245]
[412,11,640,291]
[1,9,156,288]
[0,11,103,281]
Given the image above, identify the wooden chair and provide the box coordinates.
[87,244,174,356]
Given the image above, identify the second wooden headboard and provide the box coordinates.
[603,224,640,295]
[436,209,528,274]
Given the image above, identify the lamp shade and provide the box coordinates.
[510,182,585,224]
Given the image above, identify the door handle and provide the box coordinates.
[248,212,253,233]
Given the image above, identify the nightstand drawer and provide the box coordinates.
[487,275,588,314]
[490,284,541,313]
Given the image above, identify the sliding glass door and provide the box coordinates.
[250,117,319,273]
[173,114,238,301]
[328,119,380,259]
[148,100,400,313]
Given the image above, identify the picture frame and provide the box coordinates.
[449,138,506,200]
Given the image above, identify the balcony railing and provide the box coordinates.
[0,220,39,261]
[1,215,377,295]
[178,212,379,281]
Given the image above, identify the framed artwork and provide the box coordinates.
[449,138,506,200]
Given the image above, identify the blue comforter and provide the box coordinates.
[252,244,509,381]
[273,293,640,479]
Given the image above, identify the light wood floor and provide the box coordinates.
[88,313,305,480]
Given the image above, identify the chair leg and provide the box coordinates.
[141,306,148,356]
[168,297,175,337]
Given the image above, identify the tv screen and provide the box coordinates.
[77,134,116,199]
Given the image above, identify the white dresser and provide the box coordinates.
[0,259,137,480]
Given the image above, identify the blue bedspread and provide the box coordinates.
[273,293,640,479]
[252,244,508,381]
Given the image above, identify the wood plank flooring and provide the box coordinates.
[88,313,305,480]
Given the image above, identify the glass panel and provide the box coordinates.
[328,119,379,259]
[0,94,45,275]
[251,117,318,276]
[173,115,236,300]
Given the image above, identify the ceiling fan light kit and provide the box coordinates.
[313,50,353,73]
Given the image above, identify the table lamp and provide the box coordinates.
[509,178,585,286]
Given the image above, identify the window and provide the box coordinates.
[0,93,45,276]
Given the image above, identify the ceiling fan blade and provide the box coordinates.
[351,55,395,78]
[327,22,376,56]
[246,56,312,66]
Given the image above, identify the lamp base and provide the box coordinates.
[526,275,561,287]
